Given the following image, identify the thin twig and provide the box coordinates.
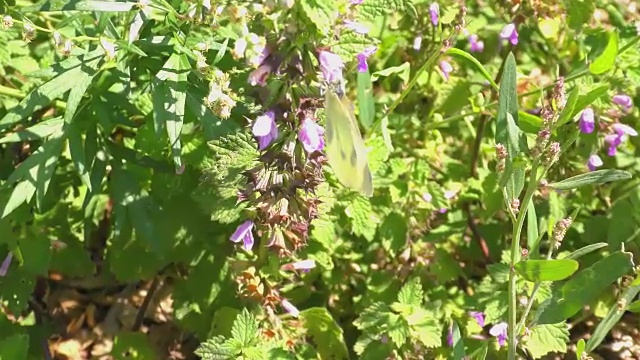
[132,276,161,331]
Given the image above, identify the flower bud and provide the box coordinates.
[1,15,13,29]
[552,217,572,249]
[22,23,35,42]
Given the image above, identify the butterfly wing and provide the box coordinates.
[324,90,373,197]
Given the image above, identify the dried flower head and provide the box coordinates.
[22,23,35,42]
[1,15,13,29]
[552,217,572,249]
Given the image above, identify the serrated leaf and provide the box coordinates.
[547,170,631,190]
[523,323,569,359]
[387,314,410,347]
[515,259,579,282]
[344,196,376,241]
[358,0,415,19]
[397,277,423,307]
[230,308,259,348]
[195,336,236,360]
[300,307,349,360]
[298,0,337,35]
[538,251,633,324]
[589,31,618,74]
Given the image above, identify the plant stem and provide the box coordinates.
[507,159,540,359]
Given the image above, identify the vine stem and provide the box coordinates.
[507,159,539,359]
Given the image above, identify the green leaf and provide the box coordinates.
[566,0,595,30]
[344,196,376,241]
[452,321,465,360]
[446,48,498,90]
[563,242,608,260]
[537,251,633,324]
[576,339,586,359]
[585,274,640,352]
[469,343,488,360]
[496,53,527,200]
[0,117,63,144]
[153,53,189,172]
[20,0,136,12]
[195,336,236,360]
[112,332,156,359]
[371,62,411,84]
[571,84,609,118]
[515,259,579,282]
[300,307,349,360]
[298,0,337,35]
[0,334,29,359]
[378,212,407,255]
[357,69,375,129]
[527,202,539,252]
[0,51,104,131]
[397,277,423,307]
[518,111,544,133]
[1,131,65,218]
[357,0,416,19]
[230,308,259,348]
[523,323,569,359]
[589,31,619,75]
[626,300,640,313]
[546,170,631,190]
[554,85,580,128]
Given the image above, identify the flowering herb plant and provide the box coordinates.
[0,0,640,359]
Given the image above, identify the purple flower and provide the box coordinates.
[252,110,278,150]
[579,108,595,134]
[356,46,377,73]
[248,47,269,68]
[468,34,484,53]
[230,220,255,251]
[281,299,300,317]
[429,3,439,26]
[587,154,603,171]
[446,325,454,346]
[0,253,13,277]
[613,123,638,137]
[298,118,325,153]
[612,94,633,112]
[605,134,622,156]
[248,64,270,87]
[350,0,364,4]
[489,322,508,347]
[500,23,519,45]
[470,311,485,328]
[439,60,453,81]
[318,51,344,83]
[422,192,432,202]
[343,20,369,34]
[605,123,638,156]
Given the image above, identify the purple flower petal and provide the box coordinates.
[298,118,325,153]
[446,325,453,347]
[612,94,633,112]
[587,154,603,171]
[439,60,453,81]
[0,253,13,277]
[613,123,638,137]
[489,322,508,347]
[281,299,300,317]
[500,23,518,45]
[579,108,595,134]
[470,311,485,328]
[230,220,255,251]
[248,64,270,87]
[468,34,485,53]
[343,20,369,34]
[429,3,439,26]
[356,46,377,73]
[252,111,278,150]
[318,51,344,83]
